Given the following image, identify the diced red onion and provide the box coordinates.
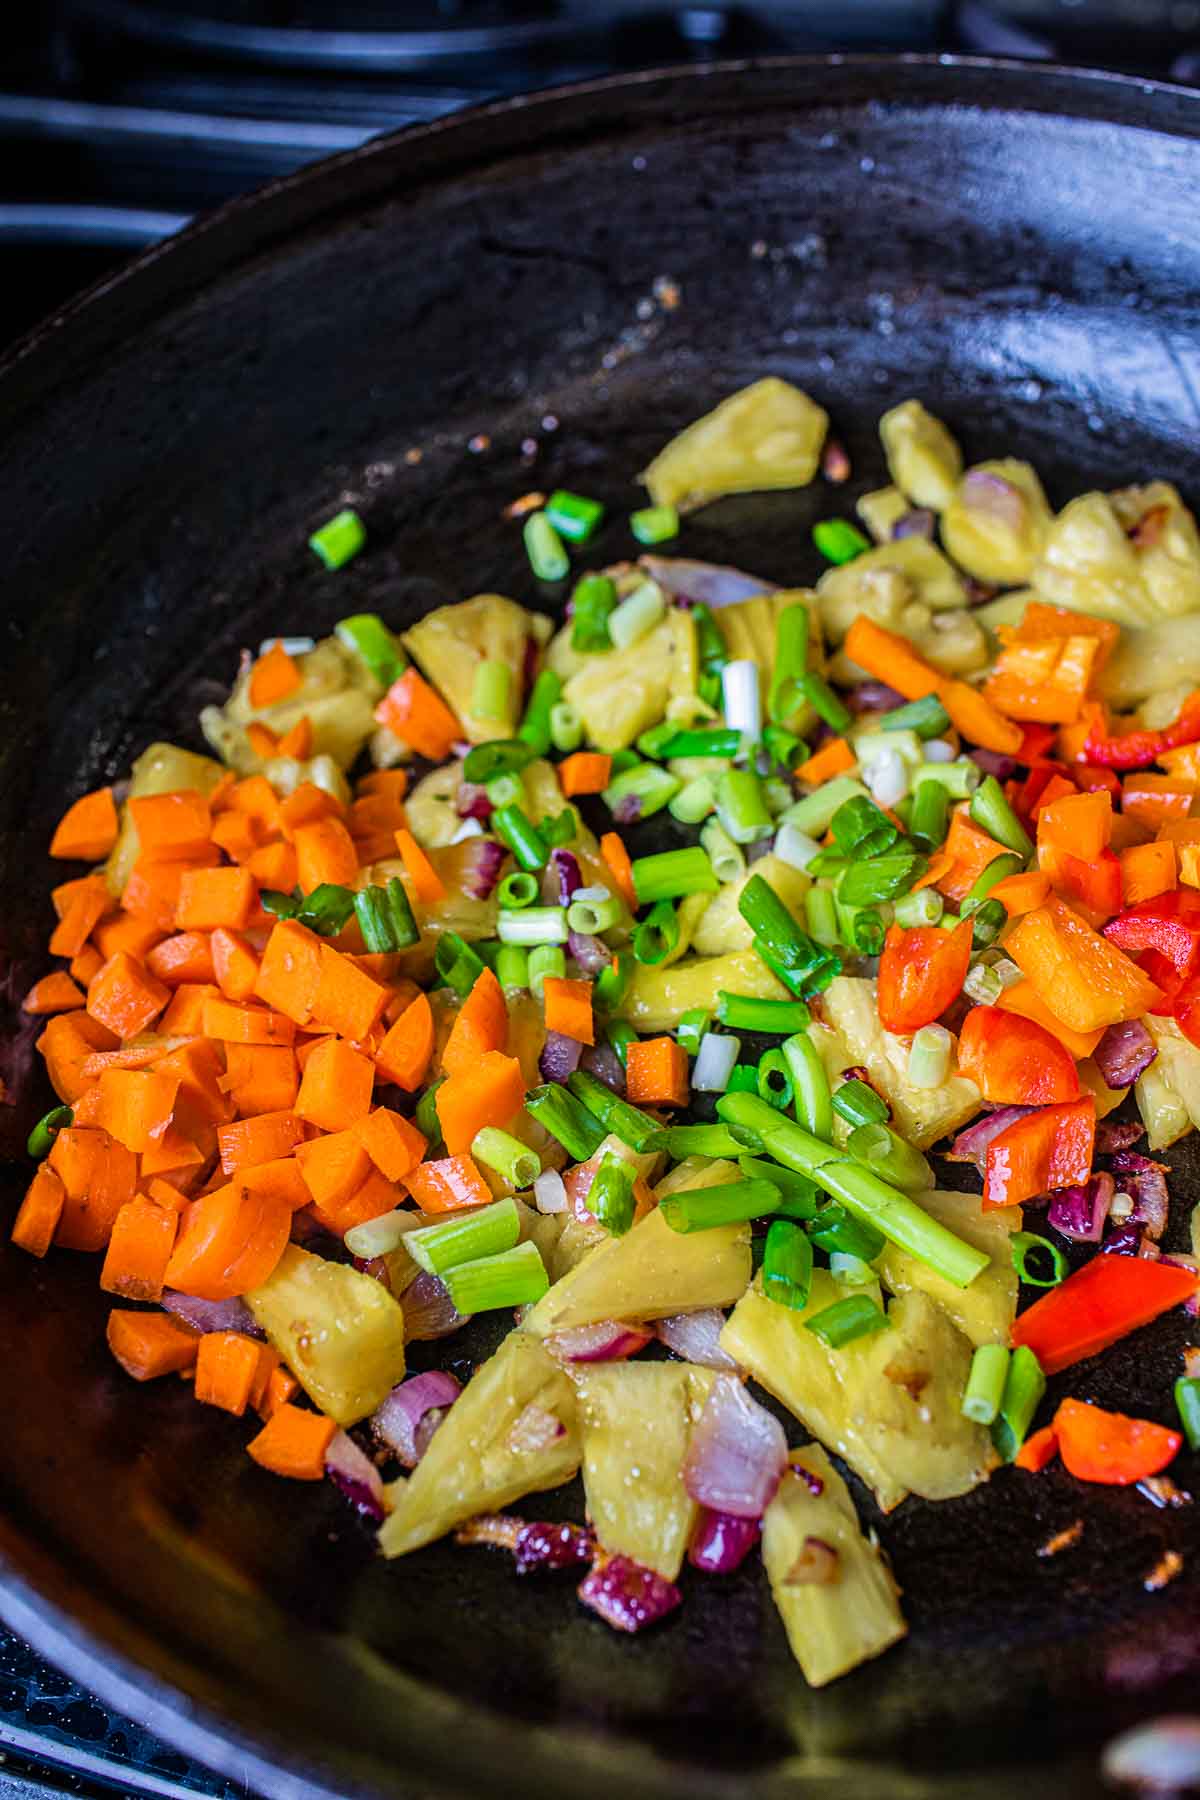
[746,837,773,865]
[1101,1222,1143,1256]
[612,795,642,825]
[540,1029,584,1084]
[1094,1020,1158,1089]
[162,1291,265,1338]
[545,1321,653,1363]
[514,1519,595,1574]
[785,1537,840,1586]
[682,1375,788,1519]
[577,1555,682,1632]
[847,680,906,714]
[455,781,493,821]
[463,838,505,901]
[551,848,582,905]
[793,1464,825,1496]
[656,1308,740,1370]
[969,748,1019,781]
[1096,1120,1146,1154]
[580,1041,626,1094]
[1047,1172,1113,1243]
[1110,1151,1170,1240]
[508,1403,566,1455]
[1139,1238,1162,1261]
[637,555,777,609]
[962,467,1025,530]
[891,508,935,541]
[533,1168,567,1214]
[1160,1253,1200,1315]
[373,1370,462,1467]
[400,1270,466,1339]
[568,929,612,976]
[688,1508,761,1574]
[948,1105,1035,1168]
[324,1429,387,1523]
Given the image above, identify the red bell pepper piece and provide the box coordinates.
[1052,1397,1181,1486]
[1039,844,1123,924]
[957,1005,1080,1105]
[1010,1252,1199,1374]
[1013,764,1059,823]
[876,916,973,1034]
[1016,723,1058,766]
[1014,1424,1059,1473]
[1177,968,1200,1050]
[1066,762,1121,798]
[1103,890,1200,981]
[983,1095,1095,1210]
[1083,689,1200,770]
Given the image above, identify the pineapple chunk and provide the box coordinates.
[709,589,825,735]
[762,1445,906,1687]
[402,593,531,743]
[817,976,981,1149]
[941,459,1053,585]
[620,947,790,1033]
[1112,481,1200,618]
[357,849,497,984]
[561,611,696,750]
[247,1244,406,1426]
[640,377,828,512]
[403,761,469,849]
[1136,1058,1191,1152]
[1137,1016,1200,1147]
[201,637,381,775]
[524,1162,751,1335]
[1099,616,1200,709]
[879,399,963,512]
[689,854,811,958]
[819,537,967,633]
[379,1330,580,1557]
[1031,484,1200,629]
[571,1361,715,1579]
[877,1190,1021,1348]
[106,740,227,896]
[856,484,910,543]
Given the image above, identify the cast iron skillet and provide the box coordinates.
[0,56,1197,1800]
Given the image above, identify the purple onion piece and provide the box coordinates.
[656,1308,740,1370]
[577,1556,682,1632]
[463,837,505,901]
[1110,1151,1170,1240]
[568,930,611,976]
[514,1520,595,1575]
[373,1370,462,1467]
[688,1508,761,1574]
[746,836,774,865]
[551,848,582,906]
[1093,1020,1158,1090]
[540,1029,584,1084]
[581,1041,626,1095]
[846,680,906,714]
[455,782,493,821]
[947,1105,1035,1168]
[1102,1222,1144,1256]
[969,748,1019,781]
[545,1321,653,1363]
[399,1271,466,1340]
[162,1291,265,1338]
[508,1403,567,1455]
[891,508,935,541]
[637,555,777,609]
[1095,1120,1146,1155]
[962,467,1025,528]
[612,795,642,826]
[1047,1172,1114,1244]
[682,1375,788,1519]
[324,1430,387,1523]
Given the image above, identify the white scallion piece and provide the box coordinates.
[963,963,1003,1006]
[608,579,665,650]
[923,737,956,763]
[720,659,762,743]
[863,747,909,810]
[692,1032,741,1093]
[345,1209,417,1258]
[908,1024,953,1089]
[773,821,822,872]
[449,817,485,843]
[258,636,315,658]
[533,1169,568,1215]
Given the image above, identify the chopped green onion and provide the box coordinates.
[880,694,951,739]
[497,870,539,910]
[963,961,1004,1005]
[648,1122,759,1160]
[755,935,841,1001]
[444,1240,549,1313]
[629,504,679,545]
[525,1082,607,1160]
[27,1104,73,1160]
[661,1178,780,1234]
[414,1079,445,1149]
[669,775,717,825]
[462,739,534,785]
[757,1048,794,1110]
[798,671,853,733]
[970,775,1035,860]
[828,1251,878,1288]
[913,759,981,798]
[676,1008,710,1057]
[485,773,525,811]
[309,507,365,570]
[715,993,811,1034]
[840,903,886,957]
[961,1344,1010,1425]
[605,1019,638,1067]
[632,898,679,966]
[635,720,679,761]
[549,701,583,754]
[334,612,405,685]
[354,878,420,953]
[991,1346,1046,1462]
[260,888,301,920]
[657,726,742,759]
[739,875,819,983]
[768,604,811,723]
[812,518,870,565]
[433,932,487,999]
[856,727,924,772]
[546,489,605,545]
[831,795,899,861]
[806,1294,889,1347]
[725,1065,760,1093]
[495,944,529,991]
[471,1127,541,1190]
[807,851,849,879]
[763,723,805,770]
[603,761,681,822]
[969,898,1007,948]
[739,1156,818,1219]
[831,1078,889,1130]
[541,808,578,849]
[631,846,718,904]
[567,1068,658,1154]
[763,1219,814,1311]
[845,1121,933,1193]
[566,889,622,935]
[571,574,618,651]
[907,1023,952,1089]
[715,769,774,845]
[1174,1376,1200,1453]
[773,822,821,875]
[528,945,566,999]
[492,803,550,873]
[782,776,868,837]
[471,659,511,724]
[692,601,727,680]
[894,886,943,928]
[804,885,840,947]
[763,776,795,817]
[593,952,632,1012]
[516,669,563,756]
[699,817,745,884]
[405,1196,520,1277]
[1011,1231,1067,1288]
[524,512,570,581]
[808,1204,886,1264]
[296,882,357,937]
[606,748,641,776]
[909,778,950,852]
[609,580,665,651]
[497,906,569,946]
[837,851,925,907]
[585,1152,635,1237]
[961,853,1025,913]
[782,1031,833,1142]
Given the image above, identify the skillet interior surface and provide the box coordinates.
[0,56,1197,1800]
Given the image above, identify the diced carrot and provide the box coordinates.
[1119,840,1177,905]
[147,932,216,987]
[393,827,446,903]
[276,716,313,759]
[1037,789,1112,861]
[358,770,409,802]
[209,927,260,1003]
[246,1343,282,1413]
[842,615,941,703]
[50,786,119,861]
[542,976,594,1046]
[935,807,1013,907]
[69,1086,104,1126]
[254,918,324,1025]
[1014,1425,1059,1473]
[147,1176,191,1211]
[1005,896,1164,1032]
[11,1163,66,1257]
[247,1403,336,1480]
[249,641,303,709]
[217,1110,306,1175]
[36,1009,118,1103]
[70,943,104,987]
[221,1043,298,1116]
[558,752,613,798]
[309,944,388,1042]
[295,1129,371,1212]
[405,1154,492,1213]
[202,996,296,1046]
[435,1050,526,1156]
[315,1166,400,1236]
[238,1156,311,1211]
[936,677,1024,756]
[163,1179,291,1299]
[99,1198,178,1300]
[119,857,195,932]
[374,991,435,1091]
[375,667,461,760]
[625,1036,688,1107]
[295,1032,336,1073]
[49,874,110,958]
[160,982,221,1035]
[128,790,213,861]
[1182,844,1200,888]
[23,972,85,1015]
[227,774,283,833]
[600,832,637,909]
[246,839,299,892]
[87,951,170,1039]
[1122,774,1198,832]
[107,1309,200,1381]
[175,866,257,932]
[292,816,358,891]
[95,911,169,962]
[295,1036,375,1132]
[257,1364,298,1420]
[52,873,100,919]
[353,1107,426,1182]
[995,979,1104,1060]
[48,1126,137,1250]
[1156,818,1200,847]
[139,1128,206,1180]
[194,1331,263,1416]
[442,967,508,1076]
[210,810,261,864]
[1158,741,1200,784]
[246,722,280,759]
[987,870,1050,916]
[796,736,855,786]
[94,1068,181,1151]
[278,783,342,842]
